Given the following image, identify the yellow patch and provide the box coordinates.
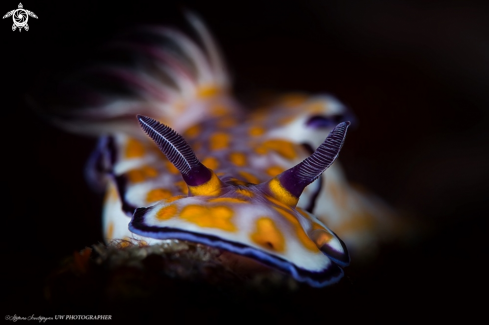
[265,165,285,177]
[280,93,308,107]
[248,126,265,136]
[166,195,186,203]
[126,169,145,183]
[106,222,114,241]
[141,165,158,178]
[207,197,250,204]
[313,230,334,247]
[229,152,247,167]
[104,183,118,203]
[260,139,297,159]
[155,204,178,221]
[306,101,328,114]
[146,188,173,203]
[202,156,220,170]
[265,195,293,213]
[250,217,285,252]
[125,138,146,159]
[238,171,260,184]
[184,125,201,138]
[273,207,319,252]
[126,165,158,183]
[254,145,268,155]
[217,117,237,128]
[210,132,230,150]
[188,171,222,196]
[297,208,334,246]
[268,178,298,207]
[211,104,229,116]
[197,85,220,98]
[236,188,254,197]
[271,205,299,226]
[180,205,236,231]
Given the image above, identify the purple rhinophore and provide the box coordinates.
[137,115,212,186]
[278,121,350,198]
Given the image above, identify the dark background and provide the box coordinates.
[2,0,487,322]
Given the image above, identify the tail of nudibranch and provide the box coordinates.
[45,12,240,137]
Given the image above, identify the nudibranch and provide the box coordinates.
[127,116,350,286]
[48,12,405,286]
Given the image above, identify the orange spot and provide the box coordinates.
[188,171,222,196]
[217,117,237,128]
[126,165,158,183]
[146,188,173,203]
[207,197,249,204]
[141,165,158,178]
[210,132,230,150]
[229,152,247,167]
[211,104,229,116]
[249,126,265,136]
[202,156,220,170]
[297,209,333,246]
[125,138,146,159]
[250,217,285,252]
[104,183,118,203]
[166,195,186,203]
[280,94,308,107]
[268,178,298,207]
[273,206,319,252]
[306,101,329,114]
[180,205,236,231]
[265,165,285,177]
[198,85,220,98]
[296,207,313,222]
[254,145,268,155]
[313,230,334,247]
[238,171,260,184]
[272,205,300,226]
[106,222,114,241]
[265,195,294,213]
[156,204,178,221]
[236,188,254,197]
[260,139,297,159]
[184,125,201,138]
[127,170,145,183]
